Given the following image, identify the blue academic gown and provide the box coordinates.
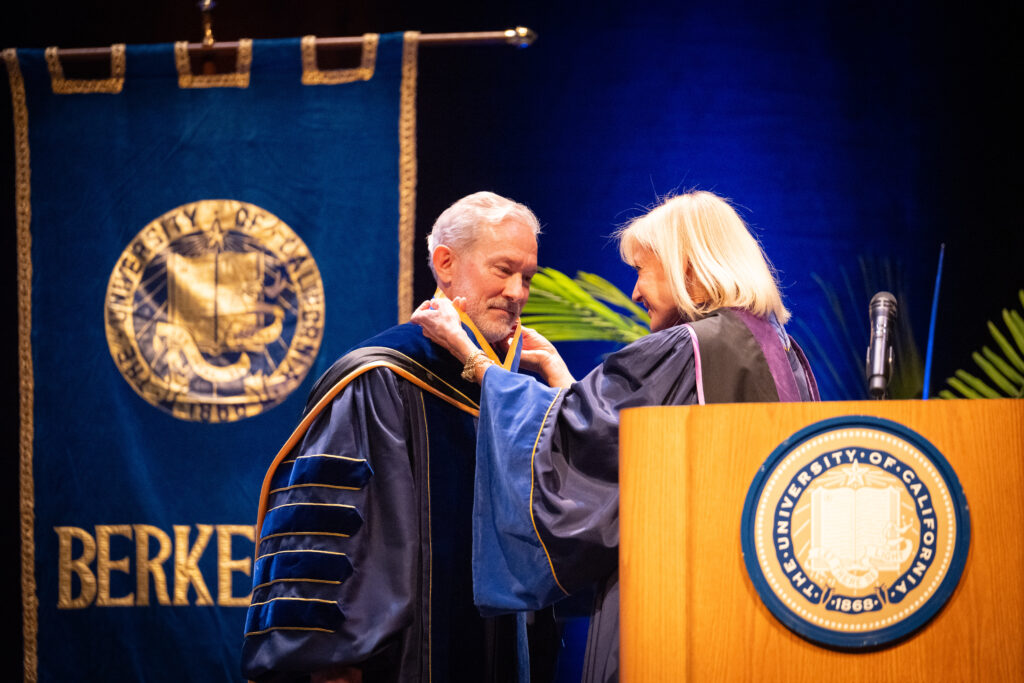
[242,320,525,683]
[472,308,819,683]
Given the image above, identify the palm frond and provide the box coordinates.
[989,320,1024,374]
[971,351,1018,395]
[799,257,925,400]
[942,289,1024,399]
[793,317,852,395]
[521,267,649,344]
[981,346,1024,386]
[574,272,650,324]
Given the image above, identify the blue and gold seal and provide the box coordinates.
[741,416,970,649]
[105,200,325,422]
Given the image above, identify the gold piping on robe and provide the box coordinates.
[246,625,334,636]
[249,595,338,608]
[256,548,346,562]
[292,454,368,462]
[269,483,363,495]
[252,577,341,591]
[259,531,351,547]
[265,502,356,514]
[245,591,343,637]
[529,389,570,596]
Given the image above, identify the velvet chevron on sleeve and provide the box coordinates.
[243,322,524,683]
[244,368,418,679]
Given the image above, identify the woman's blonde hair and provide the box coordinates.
[616,191,790,323]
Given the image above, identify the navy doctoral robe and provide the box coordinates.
[472,308,819,683]
[242,320,525,683]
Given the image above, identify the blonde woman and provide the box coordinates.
[412,190,819,683]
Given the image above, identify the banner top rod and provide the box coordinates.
[47,28,537,59]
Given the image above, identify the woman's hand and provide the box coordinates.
[520,326,575,388]
[410,296,477,363]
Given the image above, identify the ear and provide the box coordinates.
[431,245,456,288]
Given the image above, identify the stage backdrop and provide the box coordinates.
[6,32,417,681]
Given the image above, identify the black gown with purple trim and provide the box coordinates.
[472,308,819,683]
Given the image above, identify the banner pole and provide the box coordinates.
[47,28,537,60]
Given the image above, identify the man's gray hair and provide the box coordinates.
[427,191,541,277]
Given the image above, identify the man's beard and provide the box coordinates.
[467,297,520,344]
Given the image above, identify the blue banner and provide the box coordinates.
[5,32,417,681]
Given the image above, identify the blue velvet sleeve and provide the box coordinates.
[242,368,418,681]
[473,325,698,614]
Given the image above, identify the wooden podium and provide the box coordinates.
[619,399,1024,682]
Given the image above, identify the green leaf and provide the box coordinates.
[529,271,579,302]
[937,389,958,400]
[520,266,651,344]
[971,351,1017,396]
[1006,309,1024,355]
[790,317,847,393]
[812,271,864,386]
[954,369,1001,398]
[981,346,1024,386]
[519,314,621,329]
[521,321,647,343]
[543,269,639,329]
[576,271,650,323]
[800,255,927,399]
[538,268,591,304]
[941,289,1024,399]
[988,321,1024,373]
[946,376,982,399]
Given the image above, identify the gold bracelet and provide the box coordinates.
[461,350,493,382]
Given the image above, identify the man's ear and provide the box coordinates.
[431,245,455,288]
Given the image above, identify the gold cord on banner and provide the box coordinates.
[398,31,419,323]
[45,44,125,94]
[301,34,379,85]
[175,38,252,89]
[3,47,40,683]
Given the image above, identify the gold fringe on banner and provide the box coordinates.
[301,33,379,85]
[3,48,39,683]
[175,38,252,89]
[45,44,125,94]
[398,32,419,323]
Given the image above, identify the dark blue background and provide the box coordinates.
[410,2,1022,393]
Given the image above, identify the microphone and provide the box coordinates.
[866,291,898,399]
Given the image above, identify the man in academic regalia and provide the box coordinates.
[241,191,542,683]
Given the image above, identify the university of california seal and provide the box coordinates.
[741,416,970,649]
[105,200,325,422]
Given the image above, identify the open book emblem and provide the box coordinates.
[806,463,914,590]
[105,200,325,422]
[741,416,970,650]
